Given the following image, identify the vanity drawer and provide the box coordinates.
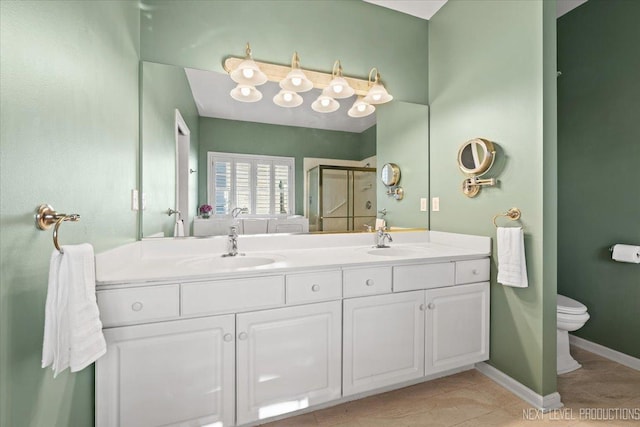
[98,285,180,327]
[286,270,342,304]
[343,266,392,298]
[181,275,285,316]
[456,258,490,284]
[393,262,455,292]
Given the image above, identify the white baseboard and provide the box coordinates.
[475,362,563,412]
[570,334,640,371]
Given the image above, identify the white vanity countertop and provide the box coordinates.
[95,231,491,287]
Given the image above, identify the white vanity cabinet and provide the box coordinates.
[95,315,235,427]
[96,245,491,427]
[236,301,342,424]
[425,281,490,375]
[343,290,425,396]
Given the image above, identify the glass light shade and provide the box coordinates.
[280,69,313,92]
[311,93,340,113]
[363,82,393,104]
[326,76,355,99]
[348,97,375,118]
[230,59,268,86]
[230,84,262,103]
[273,89,303,108]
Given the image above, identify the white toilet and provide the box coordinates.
[557,294,590,374]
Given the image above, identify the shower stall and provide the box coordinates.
[307,165,377,232]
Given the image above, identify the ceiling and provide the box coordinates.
[363,0,589,20]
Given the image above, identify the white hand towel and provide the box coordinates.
[42,244,106,377]
[497,227,529,288]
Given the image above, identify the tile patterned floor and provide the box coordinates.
[261,346,640,426]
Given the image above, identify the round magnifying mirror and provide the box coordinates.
[457,138,496,176]
[380,163,401,187]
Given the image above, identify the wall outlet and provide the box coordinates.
[131,189,139,211]
[432,197,440,212]
[420,198,427,212]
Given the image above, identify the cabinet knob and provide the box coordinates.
[365,279,375,286]
[311,284,321,292]
[131,301,143,312]
[472,269,478,275]
[419,304,426,311]
[427,303,436,310]
[238,332,248,340]
[223,333,233,342]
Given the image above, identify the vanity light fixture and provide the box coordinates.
[348,96,375,118]
[311,89,340,113]
[224,45,393,116]
[326,61,355,99]
[273,89,303,108]
[363,68,393,105]
[279,52,313,93]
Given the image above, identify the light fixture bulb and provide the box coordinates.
[373,93,382,101]
[242,68,254,79]
[273,90,303,108]
[280,55,313,92]
[348,96,375,118]
[311,93,340,113]
[230,84,262,103]
[333,84,343,94]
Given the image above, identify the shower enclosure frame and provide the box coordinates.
[307,165,377,232]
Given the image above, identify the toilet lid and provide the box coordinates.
[557,294,587,315]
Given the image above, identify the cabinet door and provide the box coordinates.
[343,291,425,396]
[425,282,489,375]
[96,315,235,427]
[236,301,342,425]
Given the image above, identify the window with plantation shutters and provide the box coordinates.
[207,152,295,217]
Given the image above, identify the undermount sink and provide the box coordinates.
[177,254,282,270]
[366,247,431,257]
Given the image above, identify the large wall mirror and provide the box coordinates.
[140,61,378,238]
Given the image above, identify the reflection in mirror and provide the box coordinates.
[140,61,377,238]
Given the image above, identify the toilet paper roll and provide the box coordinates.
[611,244,640,264]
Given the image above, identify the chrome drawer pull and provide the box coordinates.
[131,302,143,312]
[365,279,375,286]
[311,284,321,292]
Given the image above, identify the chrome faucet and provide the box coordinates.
[223,226,241,257]
[231,207,248,218]
[374,227,393,248]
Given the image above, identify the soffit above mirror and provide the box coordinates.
[184,68,376,133]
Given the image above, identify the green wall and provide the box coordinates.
[376,102,430,228]
[0,1,140,426]
[428,0,558,396]
[198,118,374,215]
[557,0,640,357]
[141,61,199,237]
